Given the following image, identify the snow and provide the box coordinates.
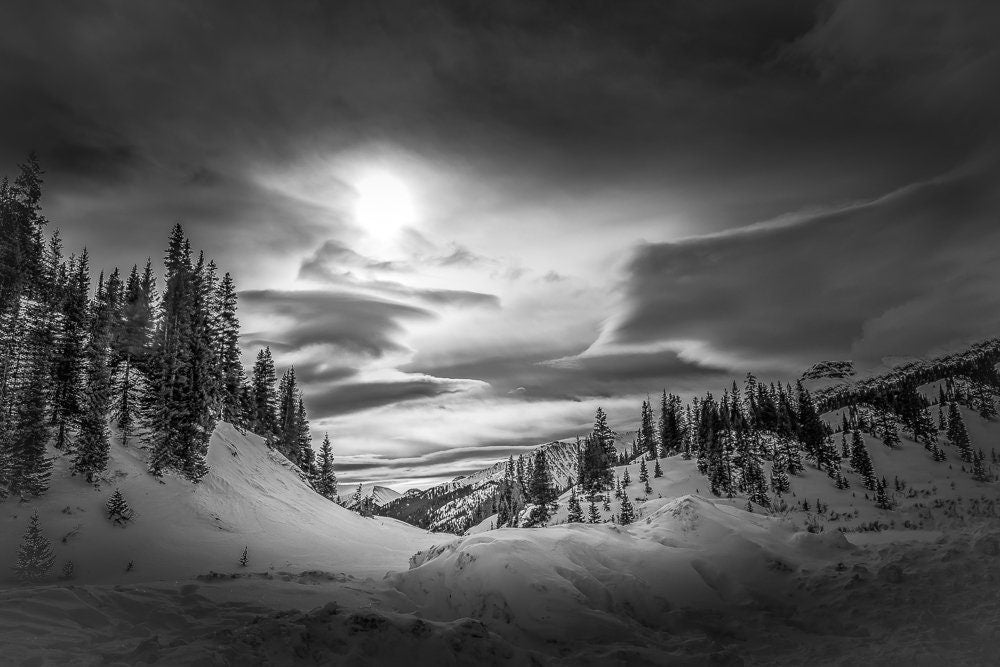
[3,381,1000,663]
[0,422,442,584]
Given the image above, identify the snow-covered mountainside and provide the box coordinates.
[0,423,441,583]
[340,483,403,510]
[802,360,856,381]
[378,439,581,533]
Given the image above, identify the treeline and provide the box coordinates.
[0,156,336,499]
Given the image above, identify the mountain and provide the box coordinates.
[0,422,441,584]
[340,484,403,510]
[378,439,582,534]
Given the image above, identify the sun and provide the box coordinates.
[354,171,415,237]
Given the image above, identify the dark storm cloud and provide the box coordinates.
[405,344,729,402]
[608,155,1000,374]
[239,289,432,357]
[310,378,482,418]
[5,0,995,261]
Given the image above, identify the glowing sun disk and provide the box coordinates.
[355,172,414,236]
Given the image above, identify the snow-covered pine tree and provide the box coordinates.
[622,467,631,487]
[639,399,656,460]
[592,407,617,469]
[972,450,989,482]
[638,458,649,484]
[587,499,600,524]
[526,449,558,525]
[113,262,154,446]
[880,411,900,449]
[251,346,279,436]
[6,296,54,498]
[13,512,56,582]
[214,272,245,425]
[796,381,826,463]
[850,429,877,489]
[567,487,584,522]
[874,477,892,509]
[618,493,636,526]
[653,458,663,478]
[73,270,119,481]
[106,488,134,526]
[276,367,301,460]
[770,451,790,495]
[295,397,313,475]
[314,433,338,500]
[240,545,248,567]
[946,401,973,462]
[352,483,364,512]
[49,249,89,451]
[144,225,212,480]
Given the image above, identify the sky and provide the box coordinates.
[3,1,999,490]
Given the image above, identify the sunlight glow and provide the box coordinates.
[355,171,415,237]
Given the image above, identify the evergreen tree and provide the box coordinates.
[314,433,338,500]
[13,512,56,583]
[239,545,249,567]
[215,272,245,424]
[971,450,989,482]
[495,458,525,528]
[567,487,584,522]
[946,402,973,462]
[658,390,683,455]
[106,488,134,526]
[638,458,649,484]
[653,458,663,478]
[770,452,790,495]
[833,465,850,490]
[930,440,947,462]
[49,249,89,450]
[796,381,826,462]
[113,263,154,445]
[880,411,900,449]
[5,297,54,498]
[73,271,118,481]
[251,347,278,436]
[639,399,656,460]
[144,225,212,480]
[849,429,876,489]
[587,499,600,524]
[352,483,364,513]
[592,407,617,466]
[579,433,613,495]
[874,477,892,510]
[618,493,636,525]
[526,449,557,525]
[622,467,631,487]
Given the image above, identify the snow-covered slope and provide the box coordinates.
[0,423,442,584]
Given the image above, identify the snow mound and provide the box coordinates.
[0,423,442,584]
[393,495,851,654]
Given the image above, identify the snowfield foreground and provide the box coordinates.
[3,496,999,664]
[2,421,999,664]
